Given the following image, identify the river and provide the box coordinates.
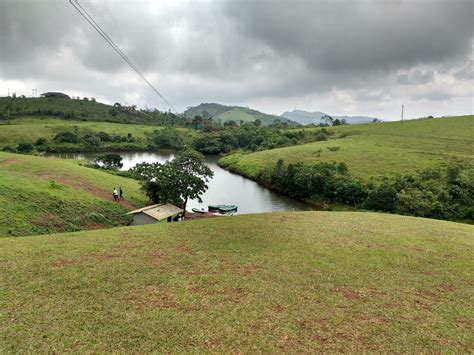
[54,151,317,214]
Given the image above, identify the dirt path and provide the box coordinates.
[34,173,138,210]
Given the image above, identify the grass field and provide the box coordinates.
[219,115,474,180]
[1,212,472,352]
[0,117,194,150]
[0,152,147,237]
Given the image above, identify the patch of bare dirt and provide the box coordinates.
[437,284,458,293]
[356,314,389,324]
[148,250,167,267]
[141,286,180,309]
[51,258,75,267]
[300,318,329,330]
[416,290,437,299]
[184,212,220,220]
[272,305,287,313]
[417,271,437,276]
[334,286,363,300]
[50,251,120,267]
[0,159,20,167]
[175,243,194,255]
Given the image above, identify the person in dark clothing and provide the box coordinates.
[119,187,124,200]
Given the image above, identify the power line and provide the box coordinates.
[69,0,177,113]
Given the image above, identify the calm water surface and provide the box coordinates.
[56,151,317,214]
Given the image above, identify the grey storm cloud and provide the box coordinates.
[223,0,473,73]
[453,60,474,81]
[397,69,435,85]
[0,0,473,118]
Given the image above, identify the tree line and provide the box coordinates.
[255,159,473,222]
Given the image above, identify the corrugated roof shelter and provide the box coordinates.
[127,203,183,225]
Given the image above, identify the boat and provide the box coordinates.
[208,204,238,213]
[218,205,238,213]
[192,208,206,214]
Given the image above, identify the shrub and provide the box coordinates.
[53,131,79,143]
[363,182,398,212]
[35,138,47,146]
[17,143,34,153]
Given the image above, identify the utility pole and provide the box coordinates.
[401,104,404,124]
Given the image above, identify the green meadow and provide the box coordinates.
[0,117,194,151]
[0,152,147,237]
[219,115,474,180]
[1,212,472,352]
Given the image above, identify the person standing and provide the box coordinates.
[113,187,118,201]
[119,187,124,201]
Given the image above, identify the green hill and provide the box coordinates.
[220,115,474,180]
[184,103,296,126]
[0,96,182,125]
[1,212,472,352]
[0,151,147,237]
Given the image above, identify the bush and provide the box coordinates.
[149,128,184,150]
[17,143,34,153]
[53,131,79,143]
[363,182,398,212]
[35,138,47,146]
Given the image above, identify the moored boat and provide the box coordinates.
[208,204,238,213]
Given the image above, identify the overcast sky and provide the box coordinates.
[1,0,472,120]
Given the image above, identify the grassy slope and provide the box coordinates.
[0,152,147,236]
[1,212,473,352]
[215,107,282,125]
[0,96,161,124]
[1,96,114,116]
[220,115,474,180]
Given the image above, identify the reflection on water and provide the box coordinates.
[53,151,317,214]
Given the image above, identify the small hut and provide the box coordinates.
[127,203,183,225]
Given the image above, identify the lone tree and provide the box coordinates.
[321,114,334,126]
[131,150,213,217]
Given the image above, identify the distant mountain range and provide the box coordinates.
[183,104,381,127]
[280,110,381,125]
[183,103,296,126]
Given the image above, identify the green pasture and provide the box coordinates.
[1,212,472,352]
[0,117,195,149]
[220,115,474,180]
